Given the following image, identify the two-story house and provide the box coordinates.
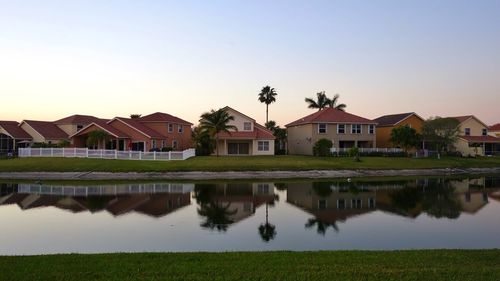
[213,107,275,156]
[373,112,424,148]
[285,108,377,155]
[449,115,500,156]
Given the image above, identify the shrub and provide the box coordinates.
[161,147,173,152]
[348,147,361,162]
[313,139,333,156]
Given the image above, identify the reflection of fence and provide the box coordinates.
[17,183,194,196]
[18,148,196,161]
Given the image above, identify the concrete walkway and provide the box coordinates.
[0,167,499,181]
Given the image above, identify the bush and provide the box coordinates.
[313,139,333,156]
[161,147,173,152]
[348,147,361,162]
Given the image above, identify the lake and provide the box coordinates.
[1,175,499,255]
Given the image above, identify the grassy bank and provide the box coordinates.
[1,156,500,172]
[1,250,499,281]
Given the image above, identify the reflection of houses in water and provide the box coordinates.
[450,177,495,214]
[286,182,379,229]
[0,183,193,218]
[205,183,276,224]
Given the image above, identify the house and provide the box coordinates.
[285,108,377,155]
[213,107,275,156]
[70,112,193,151]
[449,115,500,156]
[489,123,500,138]
[0,121,32,153]
[54,114,107,136]
[19,120,69,145]
[373,112,424,148]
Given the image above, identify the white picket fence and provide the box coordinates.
[18,147,196,161]
[330,147,404,153]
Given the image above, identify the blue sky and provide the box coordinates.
[1,0,499,126]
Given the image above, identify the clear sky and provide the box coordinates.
[1,0,499,126]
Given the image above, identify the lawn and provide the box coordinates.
[0,250,499,281]
[0,155,500,172]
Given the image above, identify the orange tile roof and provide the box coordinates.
[489,123,500,131]
[459,135,500,143]
[53,114,106,125]
[286,108,376,127]
[112,117,166,139]
[139,112,193,125]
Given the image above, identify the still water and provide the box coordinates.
[1,176,499,255]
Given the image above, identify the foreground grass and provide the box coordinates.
[0,155,500,173]
[0,250,499,281]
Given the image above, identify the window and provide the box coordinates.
[351,124,362,134]
[178,125,183,133]
[318,199,327,210]
[168,124,173,133]
[337,124,345,134]
[351,199,362,209]
[161,140,166,148]
[258,141,269,151]
[464,128,470,136]
[318,123,327,134]
[172,140,178,149]
[337,199,346,210]
[369,198,376,208]
[369,125,375,134]
[257,184,269,194]
[152,140,157,149]
[482,129,488,136]
[76,124,83,131]
[243,122,252,131]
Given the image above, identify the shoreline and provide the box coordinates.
[1,167,499,180]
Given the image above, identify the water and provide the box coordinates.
[1,176,499,255]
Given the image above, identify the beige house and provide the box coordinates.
[213,107,275,156]
[54,114,107,136]
[286,108,377,155]
[19,120,69,145]
[450,115,500,156]
[489,124,500,138]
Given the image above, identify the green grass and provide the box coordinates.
[0,156,500,172]
[0,250,499,281]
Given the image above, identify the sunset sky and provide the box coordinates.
[1,0,499,126]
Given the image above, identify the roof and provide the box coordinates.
[489,123,500,131]
[373,112,423,127]
[139,112,193,125]
[448,115,489,128]
[111,117,166,139]
[53,114,105,125]
[22,120,68,139]
[459,135,500,143]
[286,108,377,127]
[223,106,256,122]
[0,121,32,139]
[70,120,130,139]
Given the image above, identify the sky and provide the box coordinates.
[1,0,499,126]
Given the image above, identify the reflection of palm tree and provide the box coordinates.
[198,201,237,232]
[258,203,276,242]
[305,218,339,235]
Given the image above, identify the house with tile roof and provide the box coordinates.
[488,123,500,138]
[19,120,69,145]
[285,108,377,155]
[449,115,500,156]
[0,121,32,153]
[54,114,108,136]
[373,112,424,149]
[69,112,193,151]
[211,107,275,156]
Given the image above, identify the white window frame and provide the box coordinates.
[464,128,471,136]
[243,122,252,131]
[168,123,173,133]
[152,140,157,149]
[257,141,269,151]
[369,125,375,134]
[337,124,345,134]
[178,125,183,133]
[161,140,166,148]
[172,140,178,149]
[318,123,327,134]
[482,129,488,136]
[351,124,362,134]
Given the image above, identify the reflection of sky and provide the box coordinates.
[1,186,500,255]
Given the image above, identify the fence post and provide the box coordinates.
[50,148,53,157]
[74,147,76,157]
[168,151,171,160]
[129,150,132,160]
[86,148,89,158]
[100,149,103,159]
[62,148,65,157]
[154,151,156,160]
[115,150,117,159]
[139,151,142,160]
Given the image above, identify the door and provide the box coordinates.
[227,143,250,155]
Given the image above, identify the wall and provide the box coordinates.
[376,115,424,148]
[287,124,314,155]
[20,123,45,143]
[251,139,275,155]
[455,138,484,157]
[142,122,192,150]
[458,117,487,136]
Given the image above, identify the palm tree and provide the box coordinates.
[258,202,276,242]
[327,93,346,111]
[86,130,110,149]
[305,91,346,111]
[199,108,237,157]
[305,218,339,235]
[258,86,278,124]
[305,91,330,110]
[130,114,142,119]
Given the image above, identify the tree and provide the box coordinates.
[305,91,346,111]
[199,108,237,156]
[258,202,276,242]
[421,117,460,154]
[198,201,237,232]
[192,126,215,156]
[265,120,287,155]
[390,125,420,154]
[86,130,110,149]
[258,85,277,124]
[313,138,333,156]
[130,114,141,119]
[305,218,339,235]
